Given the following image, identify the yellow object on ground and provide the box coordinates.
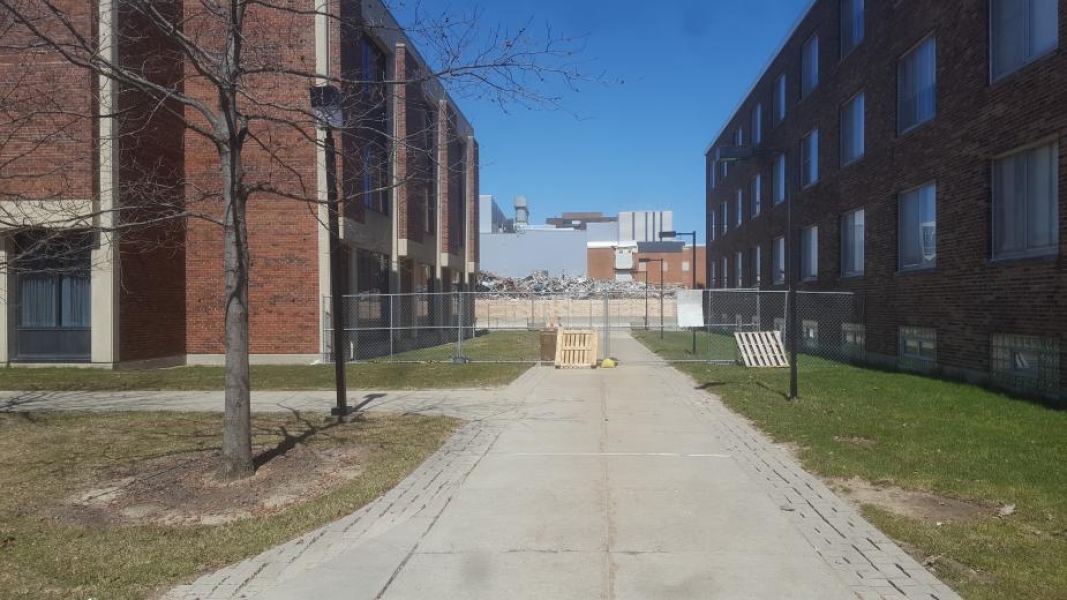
[600,358,617,369]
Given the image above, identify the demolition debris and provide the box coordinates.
[477,272,683,296]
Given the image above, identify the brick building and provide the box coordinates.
[706,0,1065,398]
[0,0,478,367]
[588,243,707,288]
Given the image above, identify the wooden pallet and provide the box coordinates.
[555,329,598,369]
[734,331,790,368]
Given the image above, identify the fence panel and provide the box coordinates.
[321,290,860,366]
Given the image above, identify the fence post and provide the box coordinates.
[453,291,467,363]
[389,294,395,360]
[603,295,611,360]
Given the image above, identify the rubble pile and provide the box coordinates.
[477,271,681,296]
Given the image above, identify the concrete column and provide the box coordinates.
[91,0,120,366]
[315,0,332,356]
[390,44,407,295]
[434,99,448,288]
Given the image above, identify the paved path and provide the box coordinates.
[6,334,961,599]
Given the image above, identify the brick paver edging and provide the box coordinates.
[164,420,501,600]
[654,366,962,600]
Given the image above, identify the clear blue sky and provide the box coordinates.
[400,0,811,242]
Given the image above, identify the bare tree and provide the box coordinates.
[0,0,589,478]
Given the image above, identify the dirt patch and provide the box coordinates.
[831,477,988,525]
[63,444,366,527]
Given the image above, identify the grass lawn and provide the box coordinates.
[634,330,1067,600]
[0,411,460,600]
[0,332,537,392]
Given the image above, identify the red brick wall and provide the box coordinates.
[588,247,708,288]
[706,0,1067,385]
[183,0,321,355]
[0,1,95,205]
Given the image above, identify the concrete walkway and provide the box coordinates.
[6,334,960,600]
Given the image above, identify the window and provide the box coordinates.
[801,129,819,188]
[720,202,729,235]
[710,158,717,190]
[899,184,937,270]
[774,73,787,125]
[841,209,865,277]
[722,257,728,288]
[993,143,1059,259]
[735,252,744,288]
[751,174,762,217]
[752,103,763,145]
[773,237,786,284]
[735,189,743,227]
[711,262,718,288]
[841,0,865,56]
[801,225,818,280]
[803,320,820,350]
[899,326,937,370]
[735,127,744,147]
[751,246,762,286]
[991,334,1061,396]
[802,35,820,98]
[12,233,93,361]
[841,92,865,165]
[842,323,866,357]
[773,154,787,204]
[898,37,936,134]
[774,317,786,334]
[991,0,1058,81]
[710,211,717,241]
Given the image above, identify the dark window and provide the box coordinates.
[13,233,92,361]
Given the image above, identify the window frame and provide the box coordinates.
[801,129,820,189]
[773,236,786,285]
[990,0,1060,83]
[801,34,820,99]
[897,35,937,136]
[751,173,762,218]
[735,251,744,288]
[773,153,787,204]
[800,225,819,281]
[898,182,938,271]
[752,102,763,145]
[735,188,744,227]
[773,73,788,126]
[840,208,866,277]
[840,0,865,59]
[840,91,866,166]
[991,142,1060,260]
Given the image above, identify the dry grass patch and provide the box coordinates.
[0,410,460,600]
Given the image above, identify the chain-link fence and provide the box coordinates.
[323,290,863,366]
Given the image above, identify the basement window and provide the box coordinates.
[899,326,936,370]
[842,323,866,358]
[802,320,819,350]
[991,334,1060,396]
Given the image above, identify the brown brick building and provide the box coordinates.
[706,0,1065,398]
[0,0,478,367]
[588,244,707,288]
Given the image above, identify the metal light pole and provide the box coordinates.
[310,85,352,418]
[640,258,665,339]
[661,230,698,355]
[787,187,799,400]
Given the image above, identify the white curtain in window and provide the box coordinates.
[60,276,91,328]
[20,275,57,328]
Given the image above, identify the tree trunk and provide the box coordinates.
[218,143,254,480]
